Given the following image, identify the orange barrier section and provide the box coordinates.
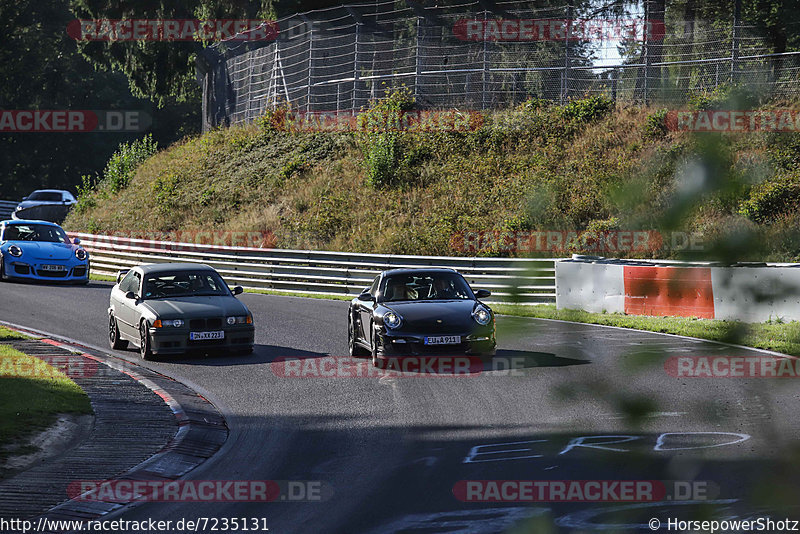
[623,266,715,318]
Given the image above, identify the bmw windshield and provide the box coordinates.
[143,271,232,299]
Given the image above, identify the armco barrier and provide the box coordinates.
[70,233,557,304]
[556,256,800,322]
[0,200,17,220]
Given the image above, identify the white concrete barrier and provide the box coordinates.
[555,260,624,314]
[556,257,800,323]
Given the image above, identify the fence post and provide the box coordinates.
[642,0,650,104]
[353,22,360,112]
[611,69,618,101]
[415,16,422,101]
[306,21,314,111]
[481,10,489,110]
[730,0,741,84]
[563,1,572,104]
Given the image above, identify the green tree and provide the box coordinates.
[0,0,198,199]
[68,0,274,106]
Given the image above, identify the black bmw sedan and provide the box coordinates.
[348,268,496,367]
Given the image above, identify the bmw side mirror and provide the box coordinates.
[72,237,81,245]
[233,286,244,295]
[357,293,375,302]
[125,291,136,300]
[474,289,491,298]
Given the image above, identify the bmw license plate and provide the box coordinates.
[40,264,66,271]
[424,335,460,345]
[190,331,225,341]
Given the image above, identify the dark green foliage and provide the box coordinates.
[739,178,800,224]
[644,108,669,139]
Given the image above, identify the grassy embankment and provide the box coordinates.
[0,327,92,475]
[66,88,800,262]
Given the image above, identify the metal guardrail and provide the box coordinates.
[0,200,18,220]
[70,233,557,304]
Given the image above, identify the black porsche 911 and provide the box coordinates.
[348,268,496,367]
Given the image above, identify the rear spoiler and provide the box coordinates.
[116,269,129,284]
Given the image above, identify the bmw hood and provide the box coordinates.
[141,296,248,319]
[7,241,75,260]
[383,300,482,331]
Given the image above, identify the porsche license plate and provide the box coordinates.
[190,331,225,341]
[40,264,66,271]
[424,335,460,345]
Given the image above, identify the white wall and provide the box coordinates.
[555,261,624,314]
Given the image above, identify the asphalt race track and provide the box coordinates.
[1,280,799,533]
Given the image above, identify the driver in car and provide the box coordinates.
[386,279,417,301]
[430,277,458,299]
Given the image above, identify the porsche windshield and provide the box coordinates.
[2,224,69,243]
[382,273,473,302]
[143,271,231,299]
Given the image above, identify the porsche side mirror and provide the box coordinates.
[125,291,136,300]
[233,286,244,295]
[474,289,491,298]
[357,293,375,302]
[72,237,81,245]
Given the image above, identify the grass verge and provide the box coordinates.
[0,326,30,340]
[494,304,800,356]
[0,343,92,475]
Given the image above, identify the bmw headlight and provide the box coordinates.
[473,306,491,325]
[75,248,88,261]
[8,245,22,257]
[383,311,402,329]
[161,319,184,328]
[227,315,252,325]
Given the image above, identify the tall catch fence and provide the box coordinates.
[197,0,800,130]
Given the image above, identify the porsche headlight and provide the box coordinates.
[8,245,22,257]
[159,319,184,328]
[227,315,252,325]
[473,306,491,325]
[383,311,402,329]
[75,248,88,261]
